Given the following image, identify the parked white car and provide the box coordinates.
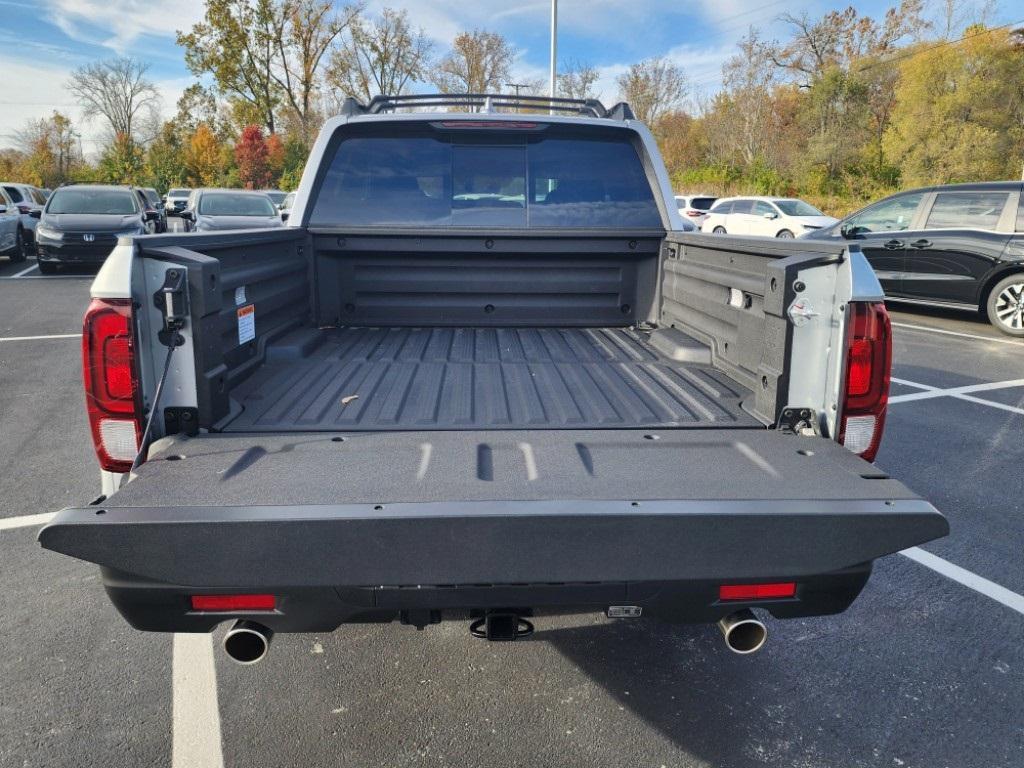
[164,188,192,216]
[701,196,837,238]
[675,194,718,228]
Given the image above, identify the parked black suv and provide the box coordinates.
[804,182,1024,336]
[32,185,159,274]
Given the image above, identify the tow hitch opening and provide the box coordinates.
[469,610,535,641]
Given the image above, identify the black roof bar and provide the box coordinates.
[339,93,636,121]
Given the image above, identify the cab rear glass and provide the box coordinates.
[309,125,662,229]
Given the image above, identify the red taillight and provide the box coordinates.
[82,298,142,472]
[838,302,891,462]
[719,582,796,601]
[684,210,703,217]
[190,594,277,612]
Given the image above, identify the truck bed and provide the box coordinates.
[221,326,759,432]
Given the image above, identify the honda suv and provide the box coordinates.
[33,185,159,274]
[804,182,1024,336]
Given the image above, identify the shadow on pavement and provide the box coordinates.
[534,560,1024,768]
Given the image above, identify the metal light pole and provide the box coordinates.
[549,0,558,100]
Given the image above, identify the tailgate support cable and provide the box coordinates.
[130,268,188,474]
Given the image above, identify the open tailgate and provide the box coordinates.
[40,429,946,588]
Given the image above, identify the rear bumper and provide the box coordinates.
[40,497,946,632]
[102,564,875,633]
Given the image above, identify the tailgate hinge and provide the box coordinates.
[777,407,820,436]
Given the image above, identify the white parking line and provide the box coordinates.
[902,547,1024,617]
[11,263,38,278]
[173,633,225,768]
[0,512,56,531]
[0,333,81,342]
[892,321,1024,348]
[889,377,1024,404]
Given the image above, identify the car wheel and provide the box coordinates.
[776,229,794,238]
[37,260,59,275]
[9,228,27,262]
[987,274,1024,337]
[713,226,726,234]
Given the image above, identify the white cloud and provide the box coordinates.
[41,0,204,52]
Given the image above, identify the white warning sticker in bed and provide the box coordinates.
[237,304,255,345]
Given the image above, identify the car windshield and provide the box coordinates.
[264,191,286,204]
[47,189,137,215]
[199,193,276,216]
[168,189,190,197]
[775,199,823,217]
[144,189,161,204]
[310,127,662,229]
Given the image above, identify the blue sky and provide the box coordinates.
[0,0,1014,152]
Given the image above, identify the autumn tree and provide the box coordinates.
[266,132,286,180]
[178,0,282,134]
[14,112,83,187]
[616,56,687,125]
[174,83,221,136]
[146,122,189,192]
[234,125,273,188]
[883,25,1024,185]
[185,123,225,186]
[327,7,433,102]
[67,57,161,144]
[557,59,601,101]
[270,0,362,143]
[430,30,515,97]
[98,132,145,184]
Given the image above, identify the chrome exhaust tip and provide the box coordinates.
[718,609,767,655]
[223,620,273,665]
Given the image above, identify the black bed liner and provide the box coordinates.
[221,326,757,432]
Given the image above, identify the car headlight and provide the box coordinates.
[35,225,63,241]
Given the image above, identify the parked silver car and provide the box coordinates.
[0,186,27,261]
[0,182,46,246]
[181,189,284,232]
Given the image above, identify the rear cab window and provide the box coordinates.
[925,191,1010,231]
[308,124,662,230]
[690,197,716,210]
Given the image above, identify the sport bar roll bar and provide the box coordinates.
[338,93,636,121]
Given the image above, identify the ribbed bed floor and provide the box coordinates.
[223,326,758,432]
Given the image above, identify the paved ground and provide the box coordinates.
[1,246,1023,767]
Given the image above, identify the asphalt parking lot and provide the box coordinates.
[1,244,1023,768]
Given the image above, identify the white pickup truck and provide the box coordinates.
[40,94,946,663]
